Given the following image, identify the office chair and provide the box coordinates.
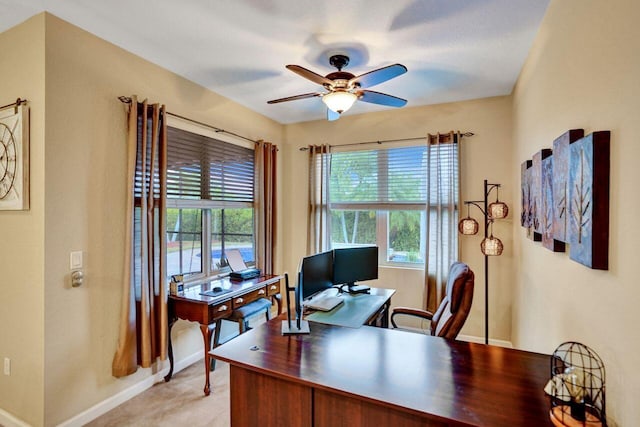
[390,261,474,340]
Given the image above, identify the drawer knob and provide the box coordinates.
[259,289,266,295]
[270,285,277,290]
[218,305,228,312]
[236,298,244,304]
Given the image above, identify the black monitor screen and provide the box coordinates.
[299,250,334,300]
[333,246,378,286]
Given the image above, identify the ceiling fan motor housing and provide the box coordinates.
[329,54,350,71]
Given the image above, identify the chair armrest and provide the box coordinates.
[390,307,435,328]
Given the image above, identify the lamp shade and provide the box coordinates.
[458,217,479,235]
[488,201,509,219]
[322,91,357,113]
[481,235,504,256]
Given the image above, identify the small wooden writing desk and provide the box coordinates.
[165,274,282,395]
[212,319,553,426]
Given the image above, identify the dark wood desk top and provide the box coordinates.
[170,274,282,305]
[212,319,553,426]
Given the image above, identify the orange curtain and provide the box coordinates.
[424,132,460,312]
[255,140,278,274]
[307,145,331,254]
[112,96,168,377]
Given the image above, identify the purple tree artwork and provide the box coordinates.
[568,131,610,269]
[542,152,564,252]
[521,160,532,228]
[531,149,551,241]
[552,129,584,243]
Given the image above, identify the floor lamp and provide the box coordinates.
[458,179,508,345]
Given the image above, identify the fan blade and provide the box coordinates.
[327,109,340,121]
[267,92,322,104]
[286,65,334,87]
[350,64,407,88]
[358,90,407,107]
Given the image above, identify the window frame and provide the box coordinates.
[165,117,256,284]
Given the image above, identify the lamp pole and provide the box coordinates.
[483,179,489,345]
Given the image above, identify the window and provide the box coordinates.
[328,144,458,266]
[165,126,255,281]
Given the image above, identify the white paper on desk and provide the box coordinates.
[226,249,247,271]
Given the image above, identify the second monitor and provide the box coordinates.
[333,246,378,293]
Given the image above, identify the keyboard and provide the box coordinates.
[303,295,344,312]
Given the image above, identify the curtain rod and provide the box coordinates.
[0,98,28,113]
[118,96,260,145]
[298,132,474,151]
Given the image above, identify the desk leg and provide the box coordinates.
[272,293,282,315]
[381,300,390,328]
[199,324,212,396]
[164,318,177,382]
[211,319,222,371]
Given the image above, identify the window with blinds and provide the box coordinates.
[165,126,256,280]
[327,143,458,265]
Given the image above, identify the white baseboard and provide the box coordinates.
[393,326,513,348]
[57,350,202,427]
[0,408,31,427]
[457,333,513,348]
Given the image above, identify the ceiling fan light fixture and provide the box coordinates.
[322,91,357,114]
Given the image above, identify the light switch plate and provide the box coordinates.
[70,251,83,270]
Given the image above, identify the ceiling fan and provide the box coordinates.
[267,54,408,121]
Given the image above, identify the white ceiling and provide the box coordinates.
[1,0,549,124]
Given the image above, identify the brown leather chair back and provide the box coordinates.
[430,262,474,339]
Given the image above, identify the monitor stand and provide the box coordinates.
[282,318,310,335]
[281,273,310,335]
[341,283,371,294]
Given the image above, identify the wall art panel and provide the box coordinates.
[568,131,610,269]
[531,149,551,241]
[542,152,565,252]
[552,129,584,243]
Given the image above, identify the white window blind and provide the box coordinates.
[329,144,458,208]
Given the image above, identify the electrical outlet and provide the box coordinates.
[3,357,10,376]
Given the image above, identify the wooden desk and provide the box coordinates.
[212,319,553,426]
[165,274,282,395]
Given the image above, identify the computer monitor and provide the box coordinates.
[298,250,334,300]
[332,246,378,289]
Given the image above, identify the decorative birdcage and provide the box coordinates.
[545,342,606,426]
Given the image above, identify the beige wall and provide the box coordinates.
[511,0,640,424]
[282,95,514,341]
[0,14,46,427]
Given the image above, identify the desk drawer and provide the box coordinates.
[232,287,266,309]
[208,301,231,322]
[266,282,280,297]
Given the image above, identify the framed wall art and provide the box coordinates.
[541,151,564,252]
[552,129,584,243]
[520,128,610,270]
[568,131,610,270]
[531,149,551,241]
[0,102,29,211]
[521,160,532,228]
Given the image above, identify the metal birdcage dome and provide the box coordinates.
[545,341,606,427]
